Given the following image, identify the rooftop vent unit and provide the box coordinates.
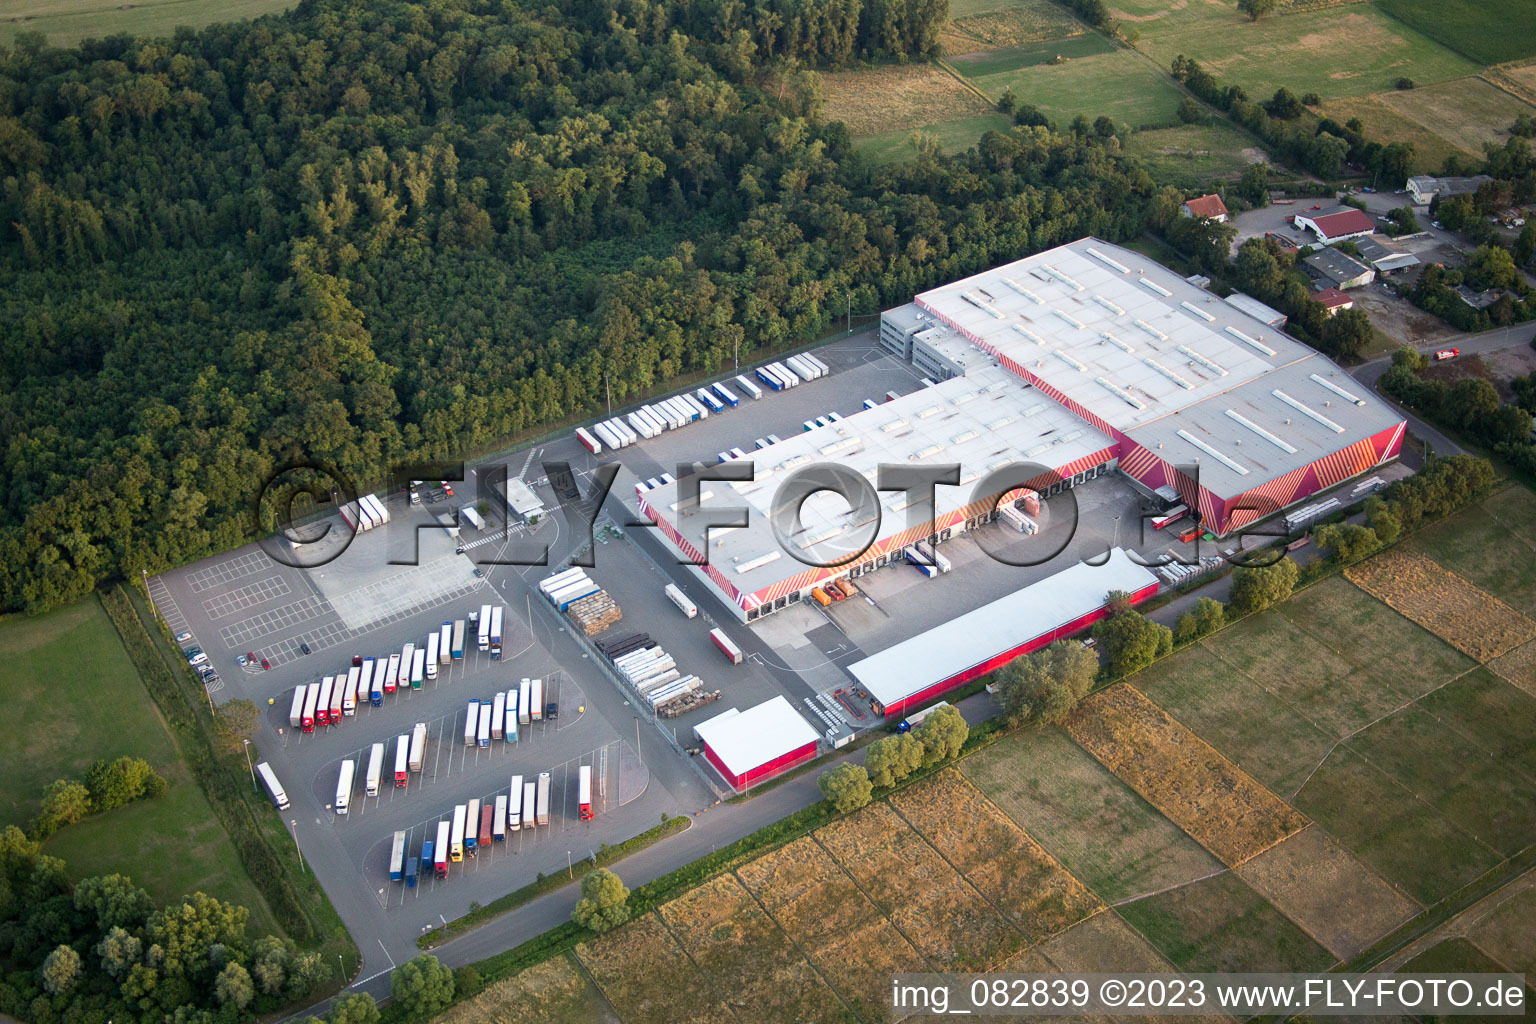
[1094,376,1146,409]
[1138,277,1173,297]
[1054,350,1088,372]
[1054,309,1086,330]
[1144,357,1194,390]
[1101,332,1135,354]
[1086,247,1131,274]
[1225,326,1277,357]
[1012,324,1049,346]
[1093,295,1126,317]
[1310,373,1367,406]
[1272,390,1344,433]
[1180,301,1216,322]
[1134,319,1169,341]
[1176,430,1249,475]
[1041,264,1086,291]
[1178,344,1228,377]
[1225,409,1297,453]
[1002,278,1046,304]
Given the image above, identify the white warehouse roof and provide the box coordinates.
[693,696,820,776]
[847,548,1158,707]
[640,362,1114,596]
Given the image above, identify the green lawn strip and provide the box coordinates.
[1132,644,1335,797]
[961,727,1222,904]
[1132,4,1479,102]
[968,48,1186,127]
[1292,746,1501,905]
[1201,610,1401,739]
[1122,121,1260,188]
[1375,0,1536,66]
[854,112,1014,163]
[947,32,1115,77]
[1114,871,1335,973]
[1416,669,1536,778]
[1346,706,1536,858]
[1274,575,1476,701]
[0,0,294,46]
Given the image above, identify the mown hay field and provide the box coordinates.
[434,955,615,1024]
[943,0,1089,51]
[1292,746,1501,904]
[1347,550,1536,662]
[963,727,1222,902]
[1116,871,1336,973]
[1065,684,1310,867]
[891,769,1101,942]
[816,801,1023,969]
[657,873,849,1024]
[821,64,991,137]
[1233,825,1417,959]
[575,913,734,1024]
[736,836,928,1023]
[1133,643,1335,797]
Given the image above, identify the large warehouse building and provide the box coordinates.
[849,548,1158,718]
[638,238,1403,622]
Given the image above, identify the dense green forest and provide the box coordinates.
[0,0,1165,613]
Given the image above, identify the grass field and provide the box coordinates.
[1132,5,1479,102]
[0,598,281,936]
[967,48,1188,127]
[1464,883,1536,975]
[1122,121,1263,188]
[1347,550,1536,662]
[436,955,615,1024]
[1206,608,1413,737]
[1374,77,1536,159]
[1115,871,1336,973]
[1401,485,1536,619]
[1349,705,1536,857]
[854,112,1015,164]
[822,64,992,137]
[1320,93,1478,173]
[1375,0,1536,66]
[816,800,1023,970]
[1232,825,1417,958]
[1418,668,1536,777]
[1293,746,1501,904]
[0,0,290,45]
[1132,643,1336,796]
[1276,575,1476,700]
[1492,641,1536,696]
[890,770,1102,943]
[1065,684,1310,867]
[944,0,1090,50]
[576,913,733,1024]
[962,727,1223,903]
[947,33,1115,76]
[736,835,930,1022]
[657,873,847,1024]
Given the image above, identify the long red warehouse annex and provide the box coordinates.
[693,696,821,791]
[847,548,1159,718]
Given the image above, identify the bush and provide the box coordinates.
[1228,557,1300,616]
[451,965,482,1000]
[390,956,455,1019]
[86,756,166,812]
[1173,597,1226,645]
[1395,77,1415,90]
[1314,522,1382,563]
[31,780,91,840]
[571,869,630,935]
[818,763,872,813]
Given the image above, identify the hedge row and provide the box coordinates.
[100,586,318,944]
[419,815,692,947]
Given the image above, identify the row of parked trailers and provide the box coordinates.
[338,493,392,532]
[538,567,602,611]
[462,680,543,747]
[572,354,828,454]
[388,767,593,884]
[286,615,484,732]
[333,723,429,812]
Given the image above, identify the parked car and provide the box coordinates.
[237,653,249,666]
[546,702,559,720]
[351,654,363,667]
[472,568,485,578]
[260,657,272,670]
[188,652,208,667]
[441,482,455,497]
[175,631,193,643]
[1434,348,1460,361]
[300,641,312,655]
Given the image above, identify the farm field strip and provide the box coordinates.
[736,835,932,1023]
[1232,824,1418,959]
[816,801,1025,970]
[1490,641,1536,697]
[890,769,1102,943]
[962,727,1224,903]
[433,955,616,1024]
[1346,550,1536,662]
[657,873,849,1024]
[1065,684,1310,867]
[575,912,735,1024]
[1400,490,1536,618]
[821,64,991,137]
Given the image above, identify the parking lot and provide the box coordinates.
[146,330,1230,961]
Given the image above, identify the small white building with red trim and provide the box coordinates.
[847,549,1159,718]
[694,697,820,791]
